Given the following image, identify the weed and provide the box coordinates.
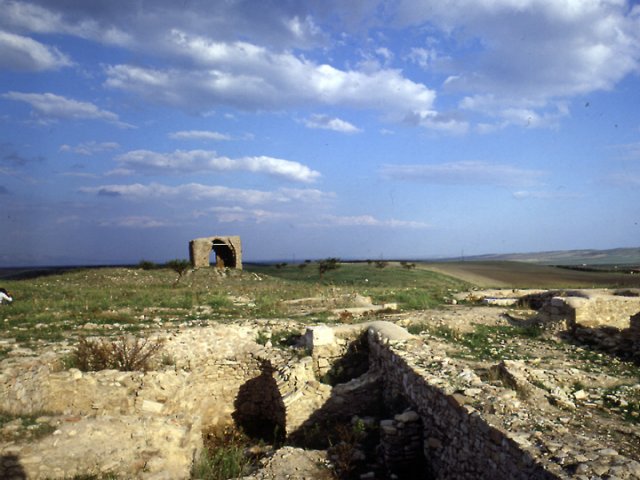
[206,294,233,309]
[255,331,269,346]
[71,335,164,372]
[270,329,301,349]
[252,293,285,318]
[194,425,254,479]
[328,419,369,478]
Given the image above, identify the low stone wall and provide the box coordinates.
[530,290,640,331]
[366,326,559,480]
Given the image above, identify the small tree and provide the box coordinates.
[166,259,191,285]
[318,257,340,278]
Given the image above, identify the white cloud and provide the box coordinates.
[104,30,436,116]
[512,190,582,199]
[98,216,169,228]
[200,206,293,224]
[0,0,132,46]
[59,141,119,155]
[605,172,640,187]
[307,214,429,228]
[113,149,320,183]
[461,95,569,130]
[79,182,333,205]
[395,0,640,105]
[169,130,231,141]
[404,110,469,135]
[0,30,71,71]
[303,114,361,133]
[2,92,133,127]
[381,161,546,187]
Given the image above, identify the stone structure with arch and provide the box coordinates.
[189,236,242,270]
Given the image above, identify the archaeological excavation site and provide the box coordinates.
[0,262,639,479]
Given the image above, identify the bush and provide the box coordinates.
[71,335,164,372]
[137,260,157,270]
[165,259,191,285]
[318,258,340,278]
[194,426,254,479]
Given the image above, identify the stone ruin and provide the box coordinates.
[189,235,242,270]
[2,288,640,479]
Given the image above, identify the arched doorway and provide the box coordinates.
[211,238,237,268]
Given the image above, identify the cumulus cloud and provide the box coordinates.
[303,114,361,133]
[168,130,231,141]
[103,30,436,115]
[393,0,640,112]
[380,161,546,187]
[79,182,333,205]
[0,30,71,71]
[59,141,119,155]
[2,92,133,127]
[0,0,132,46]
[113,149,320,183]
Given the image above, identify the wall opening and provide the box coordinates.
[211,239,237,269]
[189,235,242,269]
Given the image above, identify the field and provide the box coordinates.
[0,262,468,348]
[1,260,640,479]
[421,260,640,288]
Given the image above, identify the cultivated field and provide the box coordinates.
[421,260,640,288]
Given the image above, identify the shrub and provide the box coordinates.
[137,259,157,270]
[318,258,340,278]
[72,335,164,372]
[194,426,254,480]
[165,259,191,285]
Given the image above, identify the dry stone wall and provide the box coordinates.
[527,289,640,331]
[305,321,640,479]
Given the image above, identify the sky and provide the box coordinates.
[1,0,640,266]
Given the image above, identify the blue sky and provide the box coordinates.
[1,0,639,266]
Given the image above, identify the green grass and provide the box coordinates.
[194,427,256,480]
[411,322,544,360]
[249,262,468,311]
[0,263,468,347]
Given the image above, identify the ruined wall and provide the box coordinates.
[189,235,243,269]
[366,327,559,480]
[531,290,640,331]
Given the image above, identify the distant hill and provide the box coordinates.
[457,247,640,266]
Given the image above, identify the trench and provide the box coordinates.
[224,328,431,480]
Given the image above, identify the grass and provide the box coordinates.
[194,426,256,479]
[411,322,544,360]
[249,262,468,311]
[0,263,467,348]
